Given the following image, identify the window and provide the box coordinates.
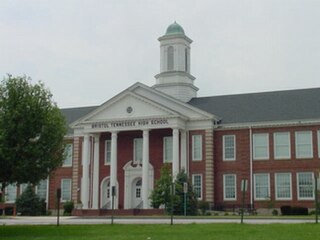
[295,131,313,158]
[20,183,28,194]
[223,135,236,161]
[192,174,202,199]
[61,179,72,202]
[105,140,111,165]
[185,48,188,72]
[318,130,320,158]
[192,135,202,161]
[36,179,48,201]
[254,174,270,200]
[275,173,292,200]
[63,143,73,167]
[274,132,291,159]
[223,174,236,200]
[134,138,143,164]
[163,137,173,163]
[253,133,269,160]
[135,179,142,198]
[5,184,17,203]
[167,46,174,71]
[297,172,314,200]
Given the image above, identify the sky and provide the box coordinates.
[0,0,319,108]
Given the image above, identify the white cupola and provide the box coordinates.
[153,22,198,102]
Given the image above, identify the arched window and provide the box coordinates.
[185,48,188,72]
[135,179,142,198]
[167,46,174,71]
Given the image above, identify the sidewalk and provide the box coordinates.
[0,216,316,225]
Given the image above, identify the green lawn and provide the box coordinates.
[1,224,320,240]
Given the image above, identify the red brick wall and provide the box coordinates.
[214,125,320,209]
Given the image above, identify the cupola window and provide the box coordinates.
[167,46,174,71]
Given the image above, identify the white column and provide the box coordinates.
[81,134,90,209]
[172,128,180,181]
[142,130,150,209]
[92,134,100,209]
[110,132,118,209]
[180,130,187,172]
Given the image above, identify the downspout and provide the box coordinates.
[249,127,253,207]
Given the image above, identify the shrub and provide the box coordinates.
[16,185,44,216]
[281,205,308,216]
[63,201,74,216]
[272,209,278,216]
[198,201,210,215]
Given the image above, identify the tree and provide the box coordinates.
[173,170,198,215]
[150,164,172,211]
[15,185,46,216]
[0,75,67,200]
[150,165,198,215]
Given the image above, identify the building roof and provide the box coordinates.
[188,87,320,124]
[61,87,320,130]
[61,106,98,134]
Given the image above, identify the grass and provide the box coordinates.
[1,223,320,240]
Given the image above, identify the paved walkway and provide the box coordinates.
[0,216,316,225]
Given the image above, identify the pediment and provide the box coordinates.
[71,82,217,129]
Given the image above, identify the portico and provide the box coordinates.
[78,115,188,210]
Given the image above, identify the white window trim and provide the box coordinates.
[297,172,314,200]
[61,178,72,202]
[163,136,173,163]
[36,179,49,202]
[192,174,203,200]
[223,135,236,161]
[62,143,73,167]
[253,133,269,160]
[104,140,111,165]
[254,173,270,201]
[295,131,313,159]
[5,184,17,203]
[223,174,237,201]
[318,130,320,158]
[274,132,291,160]
[192,135,203,161]
[275,173,292,200]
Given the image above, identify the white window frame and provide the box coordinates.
[104,140,111,165]
[223,174,237,201]
[192,174,202,200]
[254,173,270,200]
[133,138,143,164]
[192,135,203,161]
[5,184,17,203]
[274,132,291,159]
[19,183,28,194]
[223,135,236,161]
[163,136,173,163]
[63,143,73,167]
[36,179,49,202]
[61,179,72,202]
[318,130,320,158]
[253,133,269,160]
[295,131,313,159]
[275,173,292,200]
[297,172,314,200]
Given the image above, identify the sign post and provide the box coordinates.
[240,179,247,224]
[315,175,319,224]
[183,182,188,216]
[111,186,116,225]
[56,188,61,227]
[170,182,175,225]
